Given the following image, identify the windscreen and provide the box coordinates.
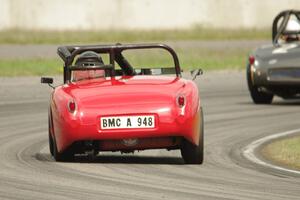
[70,48,178,82]
[119,48,177,75]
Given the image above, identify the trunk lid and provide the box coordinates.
[64,76,186,115]
[255,43,300,68]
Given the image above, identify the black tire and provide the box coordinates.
[49,132,54,156]
[48,110,73,162]
[52,134,74,162]
[181,108,204,164]
[48,117,54,156]
[247,63,273,104]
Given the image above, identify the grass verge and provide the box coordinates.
[0,59,63,76]
[0,48,248,76]
[0,28,270,44]
[261,136,300,170]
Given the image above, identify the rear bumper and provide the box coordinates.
[252,65,300,86]
[99,137,182,151]
[56,108,202,152]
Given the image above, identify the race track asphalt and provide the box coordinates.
[0,71,299,200]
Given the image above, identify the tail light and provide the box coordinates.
[177,95,185,107]
[68,100,76,113]
[249,55,255,65]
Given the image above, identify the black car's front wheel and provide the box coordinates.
[247,64,273,104]
[181,108,204,164]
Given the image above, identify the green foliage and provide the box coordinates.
[0,59,62,76]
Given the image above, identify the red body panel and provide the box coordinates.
[50,75,201,152]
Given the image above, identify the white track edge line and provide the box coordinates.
[243,128,300,175]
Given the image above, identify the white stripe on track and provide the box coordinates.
[243,128,300,175]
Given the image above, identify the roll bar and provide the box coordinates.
[272,10,300,45]
[57,43,182,83]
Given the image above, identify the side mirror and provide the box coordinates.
[190,69,203,80]
[41,77,53,84]
[41,77,54,88]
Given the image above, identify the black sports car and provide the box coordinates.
[247,10,300,104]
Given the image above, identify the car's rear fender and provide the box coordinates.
[51,80,201,152]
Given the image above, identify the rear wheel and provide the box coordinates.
[181,108,204,164]
[247,63,273,104]
[48,112,73,162]
[48,117,54,156]
[52,136,74,162]
[49,133,54,156]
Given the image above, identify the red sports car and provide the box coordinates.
[41,43,203,164]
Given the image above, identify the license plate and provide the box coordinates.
[100,115,155,130]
